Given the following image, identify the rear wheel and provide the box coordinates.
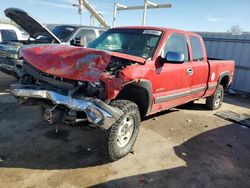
[206,85,224,110]
[105,100,140,161]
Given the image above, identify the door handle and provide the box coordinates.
[187,68,193,76]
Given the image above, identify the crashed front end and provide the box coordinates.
[11,84,123,128]
[10,45,127,129]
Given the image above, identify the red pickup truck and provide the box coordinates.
[10,26,234,161]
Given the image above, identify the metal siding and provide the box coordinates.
[244,72,250,92]
[197,32,250,93]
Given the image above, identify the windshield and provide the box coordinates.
[51,26,76,42]
[88,29,162,59]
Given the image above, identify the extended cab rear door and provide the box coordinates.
[188,34,209,99]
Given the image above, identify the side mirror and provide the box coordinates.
[70,38,78,46]
[165,51,185,64]
[70,36,87,47]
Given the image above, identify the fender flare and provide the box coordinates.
[218,71,230,87]
[116,79,153,117]
[136,79,153,116]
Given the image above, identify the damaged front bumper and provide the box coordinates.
[10,84,123,129]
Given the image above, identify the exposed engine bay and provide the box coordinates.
[106,56,135,75]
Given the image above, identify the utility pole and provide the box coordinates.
[72,0,83,25]
[113,1,173,27]
[73,0,109,28]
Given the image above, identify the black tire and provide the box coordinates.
[105,100,141,161]
[206,85,224,110]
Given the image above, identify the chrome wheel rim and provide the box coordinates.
[214,90,222,108]
[116,115,135,148]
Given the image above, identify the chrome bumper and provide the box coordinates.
[10,86,123,129]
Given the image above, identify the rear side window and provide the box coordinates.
[51,26,76,42]
[163,33,189,61]
[190,36,204,61]
[0,30,18,41]
[75,29,96,43]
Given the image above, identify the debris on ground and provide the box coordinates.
[181,152,187,156]
[153,117,158,121]
[241,125,248,129]
[186,119,192,123]
[215,110,250,128]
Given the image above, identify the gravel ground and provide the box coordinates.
[0,72,249,188]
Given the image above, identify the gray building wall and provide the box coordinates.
[197,32,250,94]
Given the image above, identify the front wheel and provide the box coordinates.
[105,100,141,161]
[206,85,224,110]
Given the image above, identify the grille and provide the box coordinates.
[0,50,7,58]
[23,62,78,89]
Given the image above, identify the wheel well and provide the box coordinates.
[114,84,151,118]
[220,76,230,89]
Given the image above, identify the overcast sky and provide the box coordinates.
[0,0,249,32]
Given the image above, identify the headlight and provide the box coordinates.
[7,52,19,59]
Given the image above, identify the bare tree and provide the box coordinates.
[228,25,243,35]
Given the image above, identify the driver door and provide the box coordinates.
[152,32,193,112]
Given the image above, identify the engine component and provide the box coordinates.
[106,56,135,75]
[44,105,64,125]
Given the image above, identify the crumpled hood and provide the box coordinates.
[21,45,111,82]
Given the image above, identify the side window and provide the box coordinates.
[190,36,204,61]
[75,29,96,43]
[163,33,189,61]
[0,30,18,41]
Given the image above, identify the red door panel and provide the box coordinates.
[149,32,193,114]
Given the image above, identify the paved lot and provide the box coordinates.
[0,72,250,188]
